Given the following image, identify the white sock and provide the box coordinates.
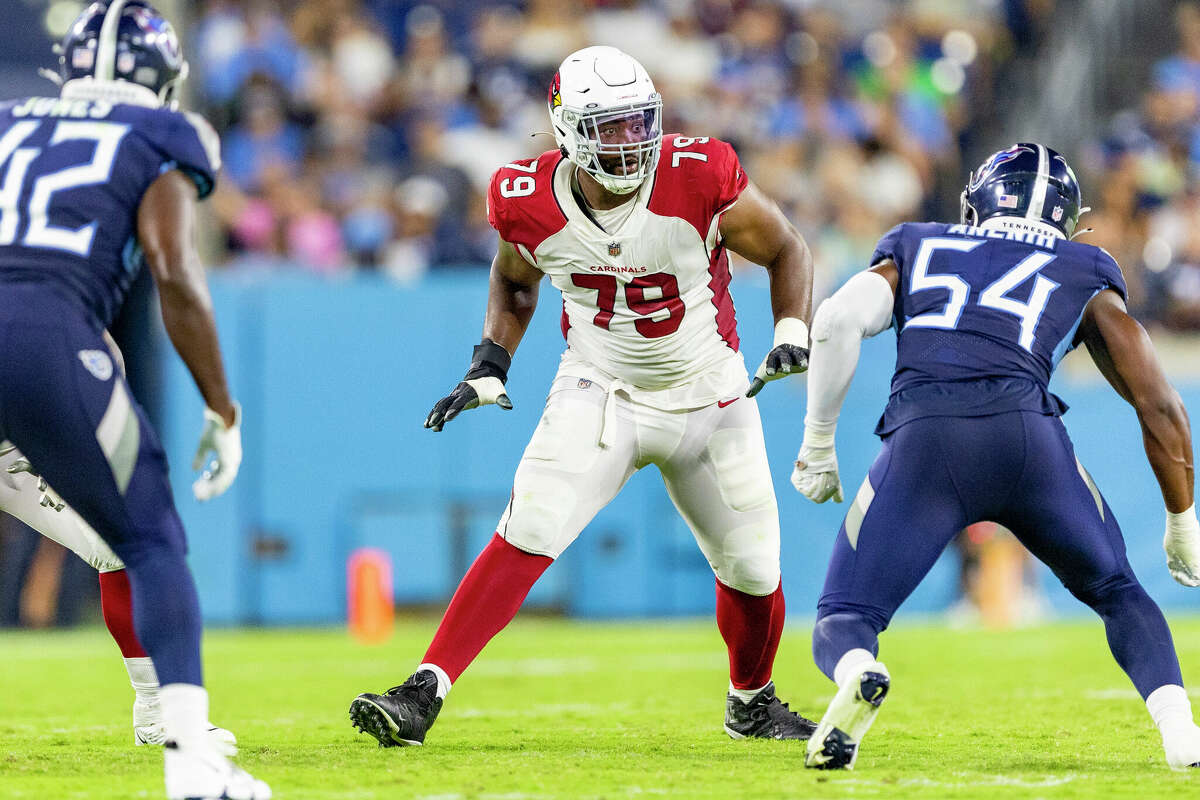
[833,648,877,688]
[1147,684,1195,734]
[161,684,210,747]
[124,657,160,700]
[728,682,768,704]
[418,663,452,700]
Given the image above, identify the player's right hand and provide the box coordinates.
[425,377,512,432]
[192,404,242,501]
[1164,505,1200,587]
[791,440,843,503]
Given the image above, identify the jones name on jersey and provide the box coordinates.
[487,134,749,408]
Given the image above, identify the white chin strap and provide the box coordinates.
[594,172,643,195]
[61,78,162,108]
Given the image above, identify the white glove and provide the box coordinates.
[748,318,810,398]
[192,404,242,501]
[6,458,65,511]
[791,431,843,504]
[1164,505,1200,587]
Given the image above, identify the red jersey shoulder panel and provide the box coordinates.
[486,150,568,264]
[647,134,748,242]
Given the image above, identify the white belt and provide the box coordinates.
[599,378,632,448]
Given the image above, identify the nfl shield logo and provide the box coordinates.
[1052,205,1064,222]
[608,242,621,257]
[78,350,113,381]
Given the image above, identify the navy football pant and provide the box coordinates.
[0,289,201,686]
[813,411,1182,699]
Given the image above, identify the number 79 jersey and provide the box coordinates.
[487,134,749,410]
[872,221,1127,435]
[0,97,219,329]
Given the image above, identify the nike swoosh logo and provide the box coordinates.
[717,398,738,408]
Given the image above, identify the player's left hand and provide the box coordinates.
[748,318,809,398]
[192,403,242,501]
[1164,505,1200,587]
[791,439,843,503]
[6,458,65,512]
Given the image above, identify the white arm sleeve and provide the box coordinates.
[803,270,895,442]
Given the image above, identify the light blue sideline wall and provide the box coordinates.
[158,270,1200,624]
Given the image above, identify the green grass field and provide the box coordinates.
[4,617,1200,799]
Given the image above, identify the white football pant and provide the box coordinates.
[497,360,781,596]
[0,440,124,572]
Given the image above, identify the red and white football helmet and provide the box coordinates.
[549,46,662,195]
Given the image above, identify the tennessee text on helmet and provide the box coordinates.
[52,0,189,109]
[960,142,1083,238]
[548,46,662,196]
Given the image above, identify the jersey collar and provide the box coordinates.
[978,216,1065,240]
[554,160,655,236]
[61,78,161,108]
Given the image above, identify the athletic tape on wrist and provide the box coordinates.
[465,338,512,383]
[773,317,810,349]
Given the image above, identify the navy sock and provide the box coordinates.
[121,545,203,687]
[812,611,882,682]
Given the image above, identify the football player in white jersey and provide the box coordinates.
[351,46,817,746]
[0,331,233,749]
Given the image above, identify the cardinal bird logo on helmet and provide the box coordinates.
[548,71,562,110]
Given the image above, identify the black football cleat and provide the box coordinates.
[724,681,818,740]
[350,670,443,747]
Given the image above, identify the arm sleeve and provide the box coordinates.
[1095,247,1128,301]
[486,169,505,234]
[714,141,749,211]
[870,223,906,267]
[147,110,221,199]
[803,270,896,437]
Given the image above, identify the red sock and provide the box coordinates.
[715,578,785,690]
[423,534,553,682]
[98,569,148,659]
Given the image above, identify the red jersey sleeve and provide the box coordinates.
[649,135,748,242]
[485,151,567,266]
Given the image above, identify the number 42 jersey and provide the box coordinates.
[487,135,749,410]
[872,221,1128,435]
[0,96,220,329]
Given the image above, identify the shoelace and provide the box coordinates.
[385,677,436,705]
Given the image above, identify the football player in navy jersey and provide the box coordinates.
[0,2,268,797]
[792,143,1200,770]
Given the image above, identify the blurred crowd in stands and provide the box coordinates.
[193,0,1200,332]
[1085,1,1200,331]
[194,0,1049,298]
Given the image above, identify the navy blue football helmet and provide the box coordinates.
[56,1,188,107]
[960,143,1083,237]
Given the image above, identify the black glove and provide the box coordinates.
[747,343,809,397]
[425,339,514,432]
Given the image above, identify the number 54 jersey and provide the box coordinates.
[0,97,219,329]
[872,221,1128,436]
[487,135,749,410]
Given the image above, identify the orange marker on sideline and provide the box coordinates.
[347,548,394,644]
